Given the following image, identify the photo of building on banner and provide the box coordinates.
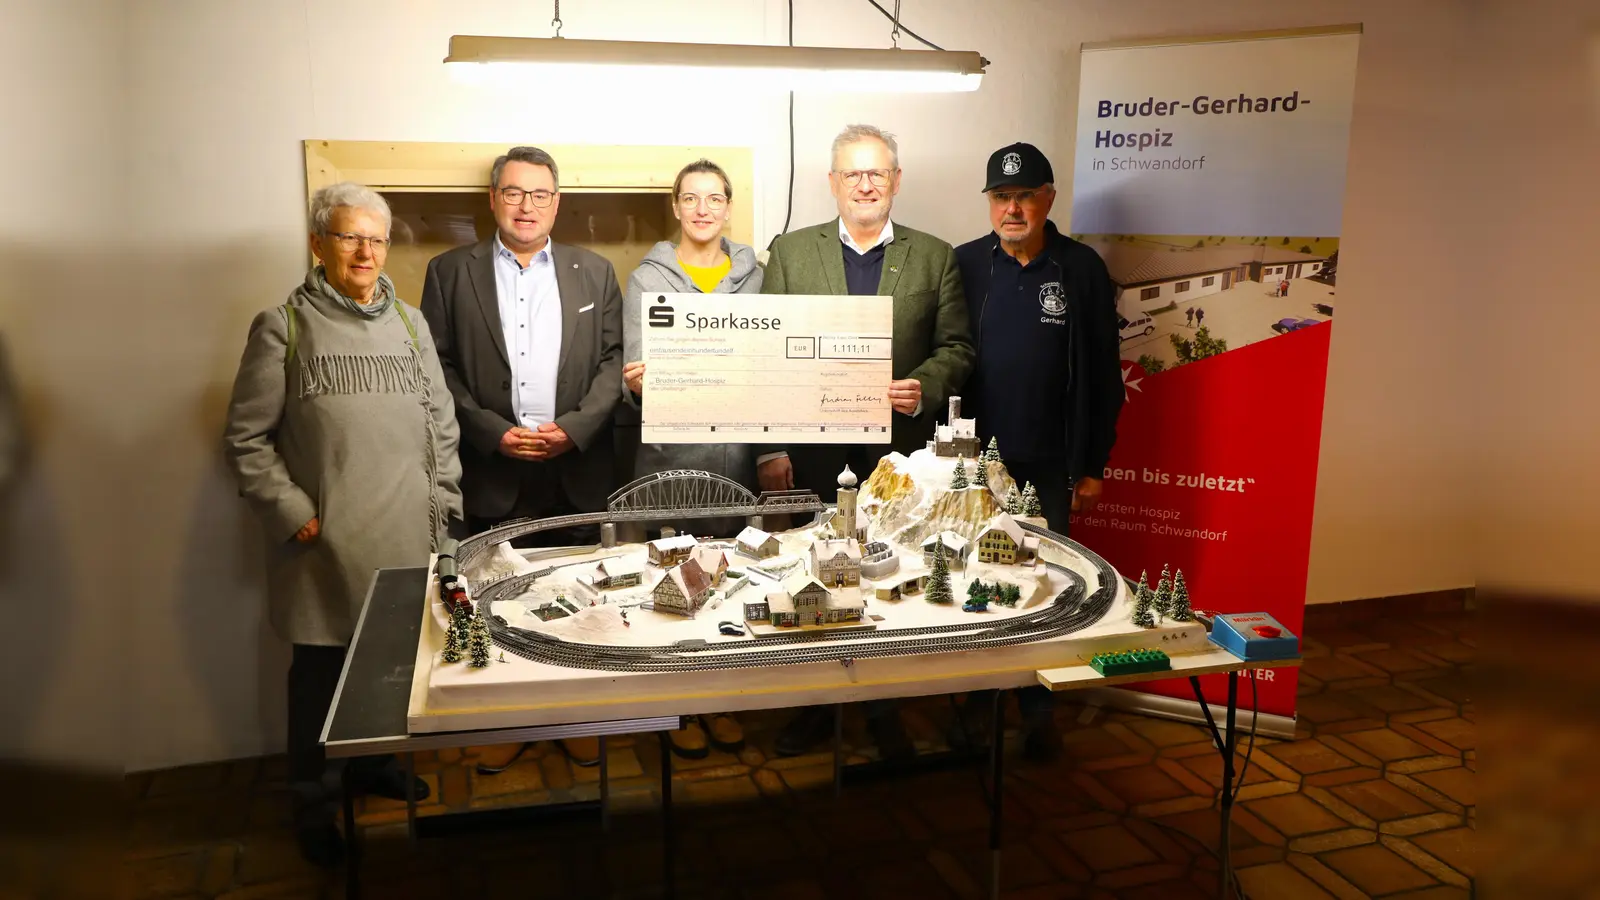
[1068,26,1361,730]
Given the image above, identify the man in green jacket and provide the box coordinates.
[761,124,975,758]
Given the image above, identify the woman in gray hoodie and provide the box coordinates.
[621,159,763,492]
[621,159,762,758]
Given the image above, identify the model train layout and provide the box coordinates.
[409,398,1208,732]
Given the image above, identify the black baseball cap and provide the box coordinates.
[983,142,1054,192]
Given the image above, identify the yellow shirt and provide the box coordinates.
[679,254,731,293]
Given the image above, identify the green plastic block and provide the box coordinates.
[1090,648,1172,677]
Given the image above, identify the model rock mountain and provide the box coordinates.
[861,450,1020,547]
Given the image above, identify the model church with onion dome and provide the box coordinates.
[826,465,868,542]
[744,464,876,631]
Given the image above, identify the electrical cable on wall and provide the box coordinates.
[778,0,952,241]
[780,0,795,237]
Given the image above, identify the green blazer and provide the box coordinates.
[764,219,975,455]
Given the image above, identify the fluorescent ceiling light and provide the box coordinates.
[444,35,986,93]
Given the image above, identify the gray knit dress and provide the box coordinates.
[224,273,463,647]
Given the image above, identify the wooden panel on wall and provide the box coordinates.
[380,190,675,305]
[304,139,754,249]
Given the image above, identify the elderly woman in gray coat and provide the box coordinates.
[223,181,462,865]
[620,159,761,760]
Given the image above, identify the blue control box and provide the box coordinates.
[1208,612,1300,661]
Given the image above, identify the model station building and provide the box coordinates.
[765,573,865,627]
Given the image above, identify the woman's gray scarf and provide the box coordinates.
[301,265,395,319]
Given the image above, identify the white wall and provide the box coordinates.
[115,0,1517,770]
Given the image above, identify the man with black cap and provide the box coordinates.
[952,142,1125,760]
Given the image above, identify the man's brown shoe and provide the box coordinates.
[668,719,710,759]
[701,713,745,753]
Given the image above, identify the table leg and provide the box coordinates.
[1218,672,1240,900]
[599,734,611,833]
[833,703,845,799]
[660,730,675,900]
[341,765,361,900]
[404,751,417,846]
[1187,675,1223,748]
[1189,673,1241,900]
[988,688,1004,900]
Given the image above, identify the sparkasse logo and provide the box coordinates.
[648,294,674,327]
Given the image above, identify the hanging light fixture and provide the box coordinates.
[444,1,986,93]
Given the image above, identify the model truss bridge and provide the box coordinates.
[457,469,824,566]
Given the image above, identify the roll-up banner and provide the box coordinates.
[1068,26,1361,728]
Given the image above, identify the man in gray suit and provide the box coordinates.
[420,146,624,544]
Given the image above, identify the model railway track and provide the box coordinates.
[466,523,1121,673]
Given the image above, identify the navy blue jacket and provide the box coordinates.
[954,221,1124,483]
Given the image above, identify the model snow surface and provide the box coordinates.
[414,399,1212,728]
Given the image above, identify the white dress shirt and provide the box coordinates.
[493,234,563,429]
[839,217,895,255]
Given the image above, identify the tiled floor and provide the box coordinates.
[124,605,1477,899]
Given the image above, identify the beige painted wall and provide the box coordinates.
[105,0,1596,770]
[0,0,128,772]
[1467,5,1600,596]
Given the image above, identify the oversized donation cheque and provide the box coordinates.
[639,292,893,444]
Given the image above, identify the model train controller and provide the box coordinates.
[1206,612,1300,661]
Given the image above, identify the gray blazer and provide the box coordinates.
[420,238,624,518]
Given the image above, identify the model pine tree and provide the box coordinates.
[1021,482,1041,517]
[982,437,1000,466]
[926,540,954,604]
[441,607,467,663]
[1153,564,1173,620]
[950,457,969,490]
[1004,485,1021,514]
[1168,569,1193,621]
[467,611,492,668]
[1131,570,1156,627]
